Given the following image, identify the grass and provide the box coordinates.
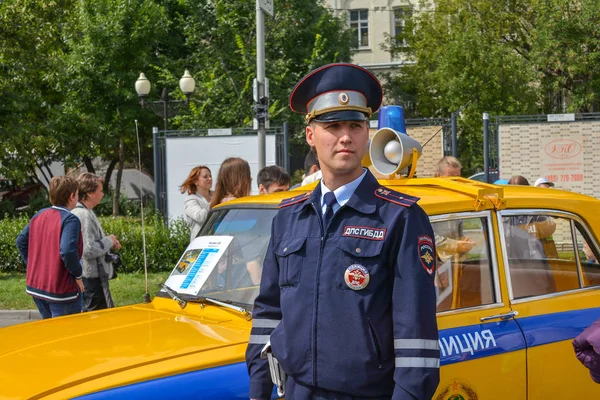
[0,272,170,310]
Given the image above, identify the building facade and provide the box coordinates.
[324,0,422,72]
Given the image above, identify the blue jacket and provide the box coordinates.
[246,171,439,399]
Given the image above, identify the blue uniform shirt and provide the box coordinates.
[319,168,367,216]
[246,170,440,399]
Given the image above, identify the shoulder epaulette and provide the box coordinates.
[374,187,419,207]
[278,192,312,208]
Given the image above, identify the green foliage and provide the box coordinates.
[1,0,354,202]
[97,215,189,273]
[382,0,600,175]
[0,215,30,272]
[0,190,50,219]
[0,215,189,273]
[26,190,51,215]
[0,201,17,219]
[93,192,155,218]
[291,169,304,186]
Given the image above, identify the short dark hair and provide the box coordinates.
[257,165,290,190]
[49,176,78,207]
[304,150,320,176]
[508,175,530,186]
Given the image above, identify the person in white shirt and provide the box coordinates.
[534,177,555,188]
[300,150,321,186]
[180,166,213,242]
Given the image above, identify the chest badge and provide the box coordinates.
[344,264,370,290]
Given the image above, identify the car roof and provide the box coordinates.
[216,177,600,220]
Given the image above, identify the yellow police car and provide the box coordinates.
[0,176,599,399]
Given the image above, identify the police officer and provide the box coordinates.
[246,63,439,399]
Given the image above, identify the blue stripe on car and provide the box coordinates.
[74,307,600,399]
[74,362,279,400]
[517,306,600,348]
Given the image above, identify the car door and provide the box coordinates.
[432,211,527,400]
[498,209,600,399]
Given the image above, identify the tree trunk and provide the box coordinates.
[113,136,124,217]
[104,158,118,195]
[35,160,51,186]
[83,156,95,173]
[43,163,54,180]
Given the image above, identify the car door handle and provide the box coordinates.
[480,311,518,322]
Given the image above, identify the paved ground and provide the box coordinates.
[0,310,41,328]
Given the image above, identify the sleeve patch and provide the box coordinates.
[278,192,312,208]
[374,187,419,207]
[418,235,435,275]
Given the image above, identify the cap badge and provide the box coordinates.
[344,264,370,290]
[338,92,350,105]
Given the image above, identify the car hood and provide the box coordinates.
[0,298,251,399]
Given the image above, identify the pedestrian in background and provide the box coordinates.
[508,175,530,185]
[435,156,462,177]
[247,63,439,399]
[72,173,120,311]
[300,149,321,186]
[433,156,475,256]
[181,165,213,242]
[534,177,555,188]
[210,157,252,207]
[257,165,290,194]
[16,176,84,319]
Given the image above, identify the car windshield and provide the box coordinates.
[162,207,278,308]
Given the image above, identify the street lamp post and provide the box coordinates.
[135,70,195,217]
[135,70,196,131]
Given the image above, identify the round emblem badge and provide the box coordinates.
[344,264,370,290]
[435,380,478,400]
[338,92,350,105]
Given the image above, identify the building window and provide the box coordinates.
[350,9,369,48]
[393,6,413,46]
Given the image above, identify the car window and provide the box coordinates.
[501,212,587,299]
[196,208,278,306]
[432,214,497,312]
[574,223,600,287]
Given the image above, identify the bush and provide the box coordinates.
[100,215,189,273]
[0,214,189,273]
[0,215,30,272]
[94,192,155,217]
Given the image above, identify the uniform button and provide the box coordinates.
[284,247,288,253]
[355,248,361,254]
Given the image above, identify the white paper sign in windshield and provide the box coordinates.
[164,235,234,295]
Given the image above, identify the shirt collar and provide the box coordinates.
[320,168,367,209]
[52,205,71,213]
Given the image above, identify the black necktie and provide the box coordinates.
[323,191,338,228]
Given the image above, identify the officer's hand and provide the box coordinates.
[456,237,476,253]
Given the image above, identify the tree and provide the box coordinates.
[173,0,354,141]
[59,0,170,213]
[0,0,74,185]
[382,0,600,174]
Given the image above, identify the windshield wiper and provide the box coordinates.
[159,283,188,309]
[158,283,252,320]
[202,296,252,321]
